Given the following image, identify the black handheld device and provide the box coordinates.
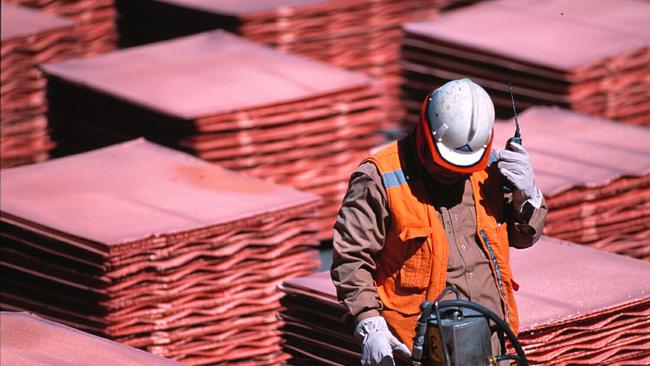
[502,82,522,193]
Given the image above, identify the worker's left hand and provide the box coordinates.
[496,142,542,212]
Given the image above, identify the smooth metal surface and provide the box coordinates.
[0,139,320,246]
[401,0,650,125]
[43,31,385,239]
[115,0,448,128]
[0,3,74,41]
[403,0,650,71]
[43,31,372,120]
[0,312,183,366]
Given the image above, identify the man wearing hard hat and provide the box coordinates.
[331,79,547,365]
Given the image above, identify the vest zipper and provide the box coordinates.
[479,230,509,323]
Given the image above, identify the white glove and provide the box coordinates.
[496,142,542,212]
[354,316,412,366]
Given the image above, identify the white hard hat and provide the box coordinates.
[418,78,495,173]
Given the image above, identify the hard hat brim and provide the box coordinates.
[436,140,491,168]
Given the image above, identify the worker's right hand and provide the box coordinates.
[496,142,542,211]
[354,316,412,366]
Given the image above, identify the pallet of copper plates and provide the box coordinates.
[401,0,650,127]
[493,106,650,260]
[278,236,650,365]
[3,0,116,56]
[114,0,455,129]
[512,238,650,365]
[43,31,386,240]
[1,312,184,366]
[0,139,322,365]
[0,3,81,169]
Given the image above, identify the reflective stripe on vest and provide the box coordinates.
[381,169,407,189]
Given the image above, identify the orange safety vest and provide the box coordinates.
[365,138,519,351]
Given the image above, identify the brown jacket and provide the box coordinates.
[331,142,547,326]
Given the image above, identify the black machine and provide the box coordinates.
[412,286,528,366]
[502,81,523,193]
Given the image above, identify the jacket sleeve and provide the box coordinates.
[330,162,390,324]
[507,193,548,248]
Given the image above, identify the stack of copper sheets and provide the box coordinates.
[4,0,116,56]
[279,271,359,365]
[1,3,80,169]
[1,312,184,366]
[0,139,321,365]
[44,31,385,239]
[401,0,650,127]
[511,238,650,365]
[279,236,650,365]
[115,0,455,128]
[493,107,650,260]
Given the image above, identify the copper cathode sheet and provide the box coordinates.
[1,140,322,364]
[401,0,650,125]
[0,139,320,247]
[0,3,75,41]
[114,0,447,129]
[403,0,650,72]
[43,31,372,121]
[0,312,184,366]
[1,3,81,168]
[43,31,385,239]
[509,237,650,331]
[3,0,117,57]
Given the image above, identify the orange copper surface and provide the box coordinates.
[278,236,650,365]
[0,140,322,364]
[401,0,650,125]
[0,312,184,366]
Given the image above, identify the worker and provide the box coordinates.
[331,78,547,366]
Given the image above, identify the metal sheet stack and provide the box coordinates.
[279,271,358,365]
[114,0,450,128]
[511,238,650,365]
[493,107,650,260]
[1,3,81,169]
[0,139,322,365]
[1,312,184,366]
[43,31,386,239]
[279,236,650,365]
[401,0,650,127]
[4,0,117,56]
